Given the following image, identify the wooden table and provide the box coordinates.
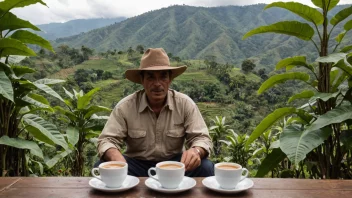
[0,177,352,198]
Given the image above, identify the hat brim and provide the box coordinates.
[125,65,187,84]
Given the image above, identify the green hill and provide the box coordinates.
[54,4,352,69]
[22,48,267,133]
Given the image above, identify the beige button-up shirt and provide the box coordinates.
[97,89,212,161]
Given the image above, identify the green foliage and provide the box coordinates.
[306,104,352,133]
[311,0,339,11]
[241,59,256,73]
[255,148,286,177]
[244,0,352,179]
[0,0,69,177]
[316,53,347,63]
[0,136,43,159]
[0,10,40,32]
[10,30,54,52]
[288,90,315,104]
[221,131,254,167]
[245,107,297,147]
[0,0,46,11]
[280,125,331,167]
[0,71,13,101]
[330,6,352,26]
[265,2,323,25]
[209,116,232,162]
[0,38,36,57]
[54,87,111,176]
[275,56,311,71]
[243,21,315,41]
[258,72,310,94]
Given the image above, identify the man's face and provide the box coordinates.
[141,70,171,104]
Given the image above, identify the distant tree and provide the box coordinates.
[39,48,46,56]
[241,59,256,73]
[136,45,144,54]
[167,53,173,59]
[127,47,134,57]
[106,50,111,58]
[173,56,181,65]
[90,73,98,82]
[204,55,218,70]
[74,69,91,85]
[81,45,94,60]
[258,68,268,80]
[102,71,113,80]
[93,69,104,80]
[58,45,69,54]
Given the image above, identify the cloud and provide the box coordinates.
[11,0,351,25]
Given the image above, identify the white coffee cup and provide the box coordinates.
[91,161,128,188]
[214,162,249,189]
[148,161,185,189]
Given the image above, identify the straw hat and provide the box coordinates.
[125,48,187,84]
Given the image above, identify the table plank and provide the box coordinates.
[0,178,21,193]
[1,177,352,198]
[2,187,352,198]
[10,177,352,190]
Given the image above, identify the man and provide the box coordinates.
[97,48,214,177]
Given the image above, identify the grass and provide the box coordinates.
[197,102,237,124]
[75,59,119,71]
[175,71,218,82]
[94,79,120,88]
[94,79,141,107]
[49,68,75,79]
[230,68,261,82]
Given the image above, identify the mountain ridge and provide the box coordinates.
[36,17,126,40]
[53,4,352,67]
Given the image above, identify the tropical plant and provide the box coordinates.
[0,0,69,176]
[54,88,111,176]
[243,0,352,179]
[220,131,256,167]
[208,116,233,162]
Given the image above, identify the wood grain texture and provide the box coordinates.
[0,178,21,193]
[1,177,352,198]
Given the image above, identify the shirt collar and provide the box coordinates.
[138,90,174,113]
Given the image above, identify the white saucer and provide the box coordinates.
[145,176,196,193]
[202,176,254,194]
[89,175,139,192]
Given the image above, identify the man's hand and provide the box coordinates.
[181,147,201,171]
[103,148,126,162]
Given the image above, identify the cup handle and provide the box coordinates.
[148,167,159,181]
[240,168,249,181]
[91,168,101,180]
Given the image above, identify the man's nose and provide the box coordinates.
[153,78,162,85]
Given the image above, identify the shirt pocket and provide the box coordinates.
[165,127,185,153]
[126,129,147,152]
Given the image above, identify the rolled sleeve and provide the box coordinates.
[97,106,127,158]
[184,100,213,156]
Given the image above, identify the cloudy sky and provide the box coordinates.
[12,0,351,25]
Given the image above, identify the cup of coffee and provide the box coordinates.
[91,161,128,188]
[148,161,185,189]
[214,162,249,189]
